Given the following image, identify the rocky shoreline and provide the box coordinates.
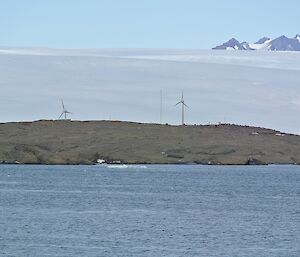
[0,120,300,165]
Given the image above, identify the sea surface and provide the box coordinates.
[0,165,299,257]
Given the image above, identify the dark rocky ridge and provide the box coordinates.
[0,120,300,165]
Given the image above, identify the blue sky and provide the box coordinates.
[1,0,299,49]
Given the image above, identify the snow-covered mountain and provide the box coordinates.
[212,38,247,50]
[213,35,300,51]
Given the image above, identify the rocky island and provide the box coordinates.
[0,120,300,165]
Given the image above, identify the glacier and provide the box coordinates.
[0,47,300,134]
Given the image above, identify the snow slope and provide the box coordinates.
[1,47,300,134]
[249,39,272,50]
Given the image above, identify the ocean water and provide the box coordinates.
[0,165,299,257]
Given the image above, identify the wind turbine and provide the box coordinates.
[58,99,72,120]
[175,91,188,125]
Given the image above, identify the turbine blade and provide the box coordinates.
[175,101,181,106]
[61,99,65,109]
[183,103,189,108]
[58,113,63,119]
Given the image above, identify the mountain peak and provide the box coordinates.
[228,38,240,43]
[269,35,300,51]
[277,35,288,40]
[255,37,270,44]
[212,38,247,50]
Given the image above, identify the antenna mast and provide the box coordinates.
[160,89,162,124]
[181,92,184,125]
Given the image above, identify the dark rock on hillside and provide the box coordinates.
[246,157,266,165]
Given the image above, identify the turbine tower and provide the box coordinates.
[175,91,188,125]
[58,99,72,120]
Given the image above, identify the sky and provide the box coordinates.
[1,0,300,49]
